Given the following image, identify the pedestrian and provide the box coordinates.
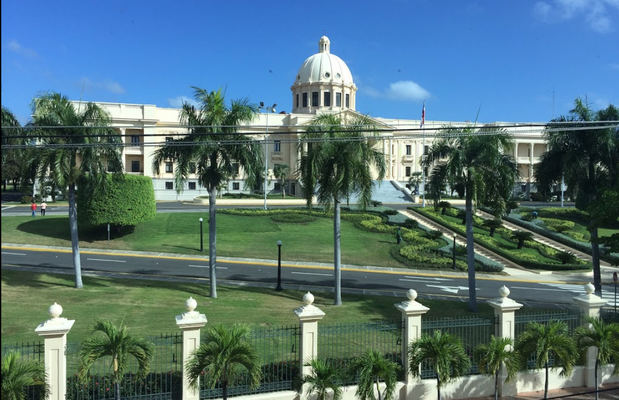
[30,201,37,217]
[40,201,47,216]
[396,227,402,244]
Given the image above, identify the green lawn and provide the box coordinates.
[1,270,495,345]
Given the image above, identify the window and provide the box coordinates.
[188,182,196,190]
[311,92,319,107]
[131,135,140,146]
[165,162,173,173]
[165,181,173,190]
[406,145,412,155]
[296,94,299,108]
[345,94,350,108]
[324,92,331,107]
[302,93,308,107]
[405,166,411,177]
[232,182,240,190]
[188,162,196,173]
[165,136,173,143]
[336,92,341,107]
[232,162,240,176]
[424,145,429,155]
[274,140,281,152]
[131,160,140,172]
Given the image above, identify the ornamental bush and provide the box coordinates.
[540,217,575,233]
[77,174,156,228]
[270,213,316,224]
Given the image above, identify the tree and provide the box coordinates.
[153,87,262,298]
[354,350,398,400]
[31,93,122,288]
[1,107,37,193]
[1,352,48,400]
[437,200,451,215]
[474,336,520,400]
[511,230,533,249]
[409,330,471,400]
[273,163,289,198]
[423,125,516,311]
[574,317,619,400]
[516,321,577,400]
[303,359,341,400]
[78,320,153,400]
[483,218,503,237]
[186,324,261,400]
[299,114,386,305]
[535,99,618,294]
[408,172,423,195]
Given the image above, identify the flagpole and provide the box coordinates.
[420,102,426,208]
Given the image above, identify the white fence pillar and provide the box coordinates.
[294,292,325,398]
[35,302,74,400]
[488,286,523,397]
[395,289,429,397]
[573,283,607,389]
[176,297,207,400]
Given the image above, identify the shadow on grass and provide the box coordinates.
[1,268,107,288]
[15,218,136,243]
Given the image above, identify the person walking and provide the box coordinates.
[30,201,37,217]
[40,201,47,216]
[396,227,402,244]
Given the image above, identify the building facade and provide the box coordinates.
[73,36,547,201]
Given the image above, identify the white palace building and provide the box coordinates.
[73,36,548,201]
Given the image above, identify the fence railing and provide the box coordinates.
[1,342,45,400]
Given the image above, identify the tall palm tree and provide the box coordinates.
[153,87,262,298]
[354,350,398,400]
[1,352,48,400]
[186,324,261,400]
[535,99,618,294]
[474,336,520,400]
[516,321,577,400]
[575,317,619,400]
[273,163,289,197]
[303,359,342,400]
[409,330,471,400]
[299,114,386,305]
[31,93,122,288]
[78,320,153,400]
[423,125,516,311]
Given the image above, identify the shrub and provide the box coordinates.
[77,174,156,228]
[521,213,535,222]
[383,209,398,216]
[556,251,578,264]
[425,230,444,240]
[511,230,534,249]
[20,195,32,204]
[540,218,575,233]
[402,219,418,229]
[270,213,316,224]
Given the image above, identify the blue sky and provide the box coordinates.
[2,0,618,124]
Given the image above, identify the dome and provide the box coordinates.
[294,36,354,86]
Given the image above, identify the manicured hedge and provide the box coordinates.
[77,174,156,227]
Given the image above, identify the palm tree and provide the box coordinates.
[273,163,289,197]
[408,172,423,195]
[31,93,122,288]
[511,230,533,249]
[153,87,262,298]
[437,200,451,215]
[354,350,398,400]
[186,324,261,400]
[474,336,520,400]
[516,321,577,400]
[409,330,471,400]
[1,107,32,192]
[535,99,618,294]
[574,317,619,400]
[299,114,386,305]
[303,359,342,400]
[1,352,48,400]
[423,125,517,311]
[78,320,153,400]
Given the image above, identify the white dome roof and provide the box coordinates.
[294,36,354,86]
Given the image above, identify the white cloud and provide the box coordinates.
[533,0,619,33]
[5,40,37,58]
[609,63,619,70]
[363,80,430,102]
[78,77,126,94]
[168,96,198,108]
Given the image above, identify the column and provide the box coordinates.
[119,128,127,172]
[293,292,325,397]
[35,303,75,400]
[395,289,429,395]
[573,283,607,389]
[176,297,208,400]
[488,286,523,397]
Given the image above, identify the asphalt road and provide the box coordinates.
[2,246,615,308]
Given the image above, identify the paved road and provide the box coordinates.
[2,245,617,308]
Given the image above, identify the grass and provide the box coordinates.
[0,269,495,345]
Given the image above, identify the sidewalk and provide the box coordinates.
[470,384,619,399]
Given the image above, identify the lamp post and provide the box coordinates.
[614,272,617,313]
[452,234,457,270]
[276,240,283,291]
[199,217,203,252]
[259,102,277,210]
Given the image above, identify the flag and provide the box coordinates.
[420,102,425,128]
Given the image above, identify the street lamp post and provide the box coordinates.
[199,217,203,252]
[614,272,617,313]
[259,102,277,210]
[276,240,282,291]
[452,234,457,270]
